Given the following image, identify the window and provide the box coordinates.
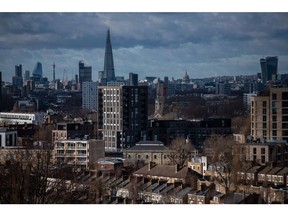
[263,109,267,115]
[262,101,267,107]
[273,116,277,122]
[253,148,257,154]
[154,155,157,159]
[138,155,141,159]
[146,155,149,159]
[273,130,277,137]
[263,116,267,122]
[272,123,277,129]
[272,94,277,100]
[263,123,267,129]
[261,148,265,154]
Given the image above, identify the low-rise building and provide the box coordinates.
[54,139,104,170]
[123,141,171,165]
[0,112,46,125]
[0,128,17,148]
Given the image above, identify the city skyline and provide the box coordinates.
[0,12,288,83]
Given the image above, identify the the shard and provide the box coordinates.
[103,28,115,82]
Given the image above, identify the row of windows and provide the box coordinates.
[127,154,167,160]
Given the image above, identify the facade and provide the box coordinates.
[147,118,232,150]
[79,61,92,86]
[242,141,288,166]
[215,82,231,95]
[52,122,96,143]
[187,156,208,176]
[260,56,278,83]
[0,112,46,125]
[123,141,171,165]
[243,93,257,112]
[82,81,98,110]
[251,87,288,142]
[0,128,17,148]
[98,85,148,152]
[54,139,105,169]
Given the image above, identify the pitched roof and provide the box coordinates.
[276,167,288,175]
[266,167,283,175]
[133,164,197,179]
[258,166,273,174]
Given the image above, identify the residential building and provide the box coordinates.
[82,81,98,110]
[251,87,288,142]
[0,128,17,148]
[0,112,46,125]
[243,93,257,112]
[54,139,104,169]
[52,121,96,143]
[98,85,148,152]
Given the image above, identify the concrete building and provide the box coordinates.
[251,87,288,142]
[260,56,278,83]
[52,122,96,143]
[98,85,148,152]
[82,81,98,110]
[54,139,104,170]
[0,128,17,148]
[0,112,46,125]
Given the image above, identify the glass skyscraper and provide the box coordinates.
[260,56,278,83]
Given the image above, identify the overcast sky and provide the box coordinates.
[1,12,288,82]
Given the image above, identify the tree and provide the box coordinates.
[167,137,195,169]
[204,134,242,194]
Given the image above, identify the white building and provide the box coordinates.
[0,128,17,148]
[82,81,98,110]
[0,112,46,125]
[54,139,105,169]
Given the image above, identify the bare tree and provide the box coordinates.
[204,134,242,194]
[167,137,195,169]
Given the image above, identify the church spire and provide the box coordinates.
[103,28,115,81]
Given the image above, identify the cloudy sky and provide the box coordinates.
[1,12,288,82]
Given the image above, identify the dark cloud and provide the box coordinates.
[0,12,288,82]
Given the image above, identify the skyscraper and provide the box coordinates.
[12,64,23,89]
[79,60,92,86]
[260,56,278,83]
[33,62,43,79]
[103,29,115,83]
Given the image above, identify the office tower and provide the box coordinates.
[215,82,231,95]
[251,87,288,142]
[103,29,115,83]
[129,72,138,86]
[98,85,148,152]
[79,61,92,86]
[52,62,56,81]
[82,81,98,110]
[24,70,30,82]
[154,82,167,118]
[260,56,278,83]
[33,62,43,79]
[12,64,23,89]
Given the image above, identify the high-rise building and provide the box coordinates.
[215,82,231,95]
[33,62,43,79]
[260,56,278,84]
[102,29,115,84]
[24,70,30,82]
[82,81,98,110]
[12,64,23,89]
[98,85,148,152]
[79,61,92,86]
[251,87,288,143]
[129,73,138,86]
